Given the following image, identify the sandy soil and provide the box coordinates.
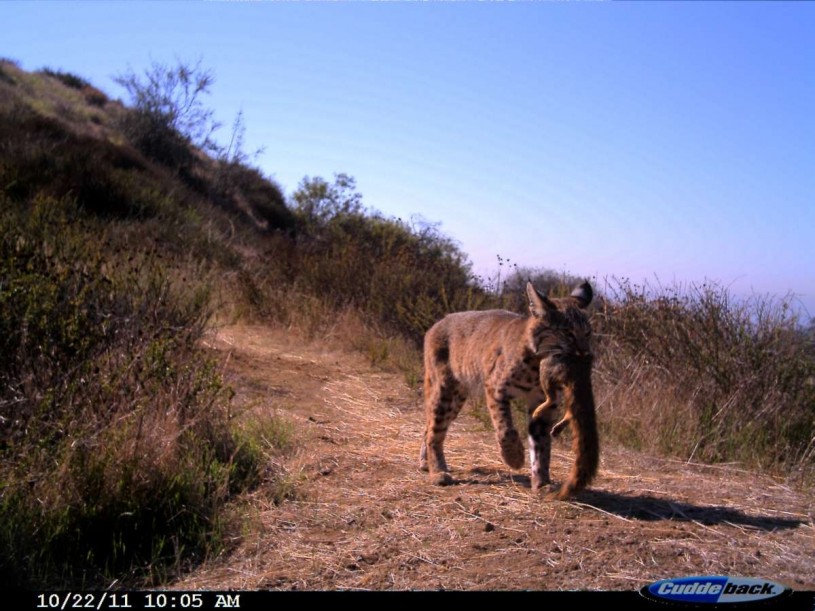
[172,324,815,591]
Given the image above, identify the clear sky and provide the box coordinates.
[4,2,814,316]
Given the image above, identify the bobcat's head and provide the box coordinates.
[525,281,593,364]
[527,281,600,499]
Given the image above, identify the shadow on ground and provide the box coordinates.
[452,467,806,532]
[576,489,806,531]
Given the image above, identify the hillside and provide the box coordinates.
[1,58,813,591]
[0,58,491,589]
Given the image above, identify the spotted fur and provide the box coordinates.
[419,281,599,499]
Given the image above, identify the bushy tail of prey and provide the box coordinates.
[549,370,599,500]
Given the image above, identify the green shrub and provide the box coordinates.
[116,108,193,173]
[232,414,298,504]
[0,103,159,219]
[0,59,18,85]
[0,195,261,588]
[83,86,109,108]
[114,60,218,172]
[212,160,294,232]
[288,174,485,344]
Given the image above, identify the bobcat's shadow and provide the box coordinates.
[573,488,805,531]
[457,468,806,532]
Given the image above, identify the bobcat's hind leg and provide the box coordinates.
[422,374,465,486]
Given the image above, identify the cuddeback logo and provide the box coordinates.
[641,576,791,605]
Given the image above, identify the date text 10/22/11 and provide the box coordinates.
[35,592,241,609]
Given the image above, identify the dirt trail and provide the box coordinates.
[175,324,815,591]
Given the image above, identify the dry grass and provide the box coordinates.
[593,278,815,476]
[0,60,119,142]
[174,324,815,591]
[3,56,812,590]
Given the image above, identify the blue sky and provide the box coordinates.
[4,2,814,316]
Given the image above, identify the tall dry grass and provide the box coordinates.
[593,278,815,478]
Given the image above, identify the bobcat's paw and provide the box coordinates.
[429,471,454,486]
[500,431,525,470]
[531,474,553,491]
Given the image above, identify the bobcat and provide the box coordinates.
[419,281,598,499]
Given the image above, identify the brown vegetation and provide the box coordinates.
[593,278,815,476]
[0,58,812,590]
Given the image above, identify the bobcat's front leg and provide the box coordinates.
[485,386,525,470]
[528,405,556,489]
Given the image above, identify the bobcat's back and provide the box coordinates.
[424,309,531,394]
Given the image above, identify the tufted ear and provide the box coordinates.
[571,281,593,309]
[526,282,557,318]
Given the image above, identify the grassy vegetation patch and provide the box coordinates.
[593,278,815,475]
[0,196,263,588]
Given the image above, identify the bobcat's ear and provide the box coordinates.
[526,282,557,318]
[571,281,593,309]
